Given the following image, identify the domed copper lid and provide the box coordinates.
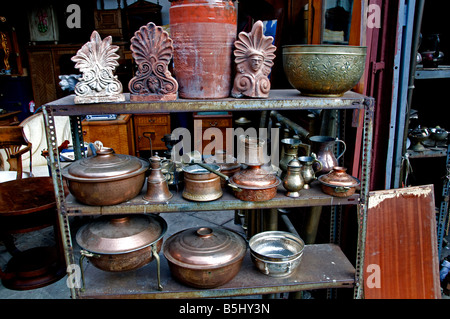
[230,166,281,189]
[163,227,247,269]
[76,214,167,254]
[63,147,149,182]
[318,166,360,187]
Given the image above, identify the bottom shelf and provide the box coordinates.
[78,243,355,299]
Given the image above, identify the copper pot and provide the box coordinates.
[62,147,149,206]
[318,166,360,197]
[182,164,223,201]
[229,165,281,201]
[76,214,167,289]
[163,226,247,288]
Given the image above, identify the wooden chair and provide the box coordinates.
[0,126,32,178]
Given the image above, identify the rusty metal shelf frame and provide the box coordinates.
[42,90,374,300]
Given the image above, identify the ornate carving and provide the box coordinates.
[71,31,125,104]
[128,22,178,101]
[231,20,276,99]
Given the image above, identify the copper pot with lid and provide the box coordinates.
[76,214,167,290]
[163,226,247,288]
[318,166,360,197]
[62,147,149,206]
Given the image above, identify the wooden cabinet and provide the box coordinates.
[193,112,232,155]
[82,114,135,155]
[133,113,171,157]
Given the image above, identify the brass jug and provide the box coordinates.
[279,138,310,178]
[298,156,322,189]
[282,158,304,198]
[143,154,173,202]
[309,136,346,175]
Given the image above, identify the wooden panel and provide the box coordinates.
[193,112,232,155]
[364,185,441,299]
[27,50,56,107]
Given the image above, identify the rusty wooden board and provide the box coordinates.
[364,185,441,299]
[78,243,355,299]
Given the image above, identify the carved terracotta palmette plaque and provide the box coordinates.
[231,20,276,99]
[128,22,178,101]
[71,31,125,104]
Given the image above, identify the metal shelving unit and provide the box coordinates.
[42,89,374,299]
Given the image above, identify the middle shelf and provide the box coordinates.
[64,181,360,216]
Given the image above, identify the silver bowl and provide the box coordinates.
[249,231,305,277]
[283,45,367,97]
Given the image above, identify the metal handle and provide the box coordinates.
[335,139,346,161]
[79,250,100,292]
[151,244,163,291]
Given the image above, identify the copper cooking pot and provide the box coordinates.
[62,147,149,206]
[182,164,224,201]
[76,214,167,290]
[229,165,281,201]
[318,166,360,197]
[163,226,247,288]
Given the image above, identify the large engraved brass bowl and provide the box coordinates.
[283,45,367,97]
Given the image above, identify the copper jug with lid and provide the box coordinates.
[143,154,173,202]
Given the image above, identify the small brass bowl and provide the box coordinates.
[283,45,367,97]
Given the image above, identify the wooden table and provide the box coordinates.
[0,177,66,290]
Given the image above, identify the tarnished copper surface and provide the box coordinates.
[182,164,223,201]
[62,148,149,206]
[318,166,360,197]
[76,214,167,272]
[143,154,173,202]
[163,226,247,288]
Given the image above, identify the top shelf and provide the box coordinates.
[45,90,370,116]
[415,65,450,79]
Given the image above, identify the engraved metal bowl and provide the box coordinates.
[283,45,367,97]
[249,231,305,277]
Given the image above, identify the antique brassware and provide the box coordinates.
[279,138,308,178]
[429,126,448,147]
[163,226,247,288]
[61,147,149,206]
[408,127,430,152]
[182,163,223,202]
[282,158,304,198]
[318,166,360,197]
[283,45,366,97]
[77,214,167,290]
[298,155,322,189]
[249,231,305,277]
[309,135,346,175]
[143,154,173,203]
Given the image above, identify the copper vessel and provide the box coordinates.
[163,226,247,288]
[62,147,149,206]
[143,154,173,202]
[298,155,322,189]
[318,166,360,197]
[182,164,223,201]
[229,165,281,201]
[77,214,167,290]
[309,135,346,175]
[238,136,266,166]
[282,158,304,198]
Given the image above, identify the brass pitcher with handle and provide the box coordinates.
[309,136,346,175]
[298,155,322,189]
